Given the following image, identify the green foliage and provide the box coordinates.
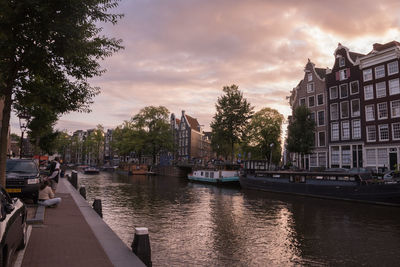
[286,105,316,155]
[243,107,284,165]
[210,85,254,161]
[83,125,105,165]
[0,0,123,185]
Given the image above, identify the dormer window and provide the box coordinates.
[307,83,314,93]
[308,73,313,82]
[339,57,345,67]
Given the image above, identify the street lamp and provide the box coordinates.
[269,143,274,171]
[18,111,30,159]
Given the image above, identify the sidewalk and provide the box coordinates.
[20,177,145,267]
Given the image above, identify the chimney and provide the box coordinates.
[373,43,382,51]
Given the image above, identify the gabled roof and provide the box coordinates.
[372,41,400,52]
[315,68,326,79]
[349,52,365,62]
[185,114,200,130]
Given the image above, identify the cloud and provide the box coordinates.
[8,0,399,134]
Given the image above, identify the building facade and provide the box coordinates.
[359,41,400,171]
[326,44,365,169]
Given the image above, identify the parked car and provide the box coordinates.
[6,159,41,203]
[0,186,27,266]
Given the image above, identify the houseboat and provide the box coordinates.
[188,163,240,184]
[240,160,400,205]
[84,166,100,174]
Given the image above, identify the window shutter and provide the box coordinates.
[347,68,350,78]
[336,71,340,80]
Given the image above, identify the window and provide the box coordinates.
[341,121,350,140]
[318,110,325,126]
[331,146,340,165]
[308,73,313,81]
[342,146,351,166]
[338,69,350,81]
[391,100,400,118]
[375,65,385,79]
[317,94,324,106]
[352,120,361,139]
[307,83,314,93]
[308,96,315,107]
[377,102,388,120]
[389,79,400,95]
[376,82,386,98]
[388,61,399,75]
[366,149,376,165]
[351,99,360,117]
[350,81,359,95]
[330,86,338,99]
[331,122,339,141]
[340,101,349,119]
[379,124,389,141]
[364,85,374,100]
[330,103,339,120]
[377,148,388,166]
[365,105,375,121]
[299,98,306,106]
[318,152,327,167]
[363,69,372,81]
[318,131,326,147]
[310,153,317,167]
[340,84,348,98]
[339,57,345,67]
[310,112,315,123]
[392,123,400,140]
[367,125,376,142]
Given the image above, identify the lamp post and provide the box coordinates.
[18,111,30,159]
[269,143,274,171]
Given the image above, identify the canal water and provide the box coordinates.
[78,171,400,266]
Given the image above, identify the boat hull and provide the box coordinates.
[188,175,239,184]
[240,173,400,205]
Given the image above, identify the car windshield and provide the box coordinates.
[6,160,37,173]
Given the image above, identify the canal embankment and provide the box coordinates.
[18,177,145,267]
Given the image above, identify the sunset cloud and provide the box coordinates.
[10,0,400,133]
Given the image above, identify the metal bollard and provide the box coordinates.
[79,186,86,200]
[131,227,152,267]
[92,199,103,218]
[71,170,78,189]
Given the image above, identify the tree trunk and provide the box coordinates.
[0,89,13,187]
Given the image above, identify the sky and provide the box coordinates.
[10,0,400,134]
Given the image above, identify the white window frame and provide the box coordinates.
[351,99,360,117]
[352,119,361,139]
[350,80,359,95]
[388,61,399,75]
[318,131,326,147]
[308,95,315,107]
[299,97,306,106]
[307,82,315,93]
[366,125,376,142]
[330,103,339,121]
[317,93,324,106]
[377,102,388,120]
[330,86,338,100]
[375,65,385,79]
[392,122,400,141]
[340,83,348,99]
[364,84,374,100]
[341,121,350,140]
[389,78,400,95]
[376,81,387,98]
[308,73,313,82]
[378,124,389,142]
[340,101,349,119]
[363,69,372,82]
[339,57,345,67]
[331,122,339,141]
[317,110,325,126]
[365,104,375,121]
[391,100,400,118]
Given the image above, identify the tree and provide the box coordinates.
[131,106,173,164]
[244,108,284,168]
[286,105,316,168]
[54,131,71,159]
[210,85,254,162]
[0,1,123,186]
[112,121,144,161]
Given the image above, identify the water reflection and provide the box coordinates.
[77,172,400,266]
